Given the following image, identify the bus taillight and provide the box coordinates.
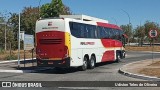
[63,46,69,59]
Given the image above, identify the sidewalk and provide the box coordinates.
[0,59,51,73]
[119,59,160,81]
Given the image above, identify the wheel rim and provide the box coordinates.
[83,59,87,69]
[117,54,120,60]
[91,59,95,67]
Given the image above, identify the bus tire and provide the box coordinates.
[123,51,126,58]
[115,52,121,63]
[88,56,95,69]
[79,56,88,71]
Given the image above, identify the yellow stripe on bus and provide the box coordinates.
[65,32,71,57]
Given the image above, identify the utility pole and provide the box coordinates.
[5,23,6,51]
[39,0,42,18]
[18,12,21,68]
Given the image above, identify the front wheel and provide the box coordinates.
[79,57,88,71]
[115,53,121,63]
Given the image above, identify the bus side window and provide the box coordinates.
[119,30,123,41]
[70,22,78,37]
[89,25,96,38]
[96,26,101,38]
[109,29,114,39]
[80,23,86,38]
[103,28,109,39]
[115,30,119,40]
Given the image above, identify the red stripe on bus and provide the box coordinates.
[97,22,122,30]
[101,50,115,62]
[101,39,122,48]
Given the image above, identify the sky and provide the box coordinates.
[0,0,160,28]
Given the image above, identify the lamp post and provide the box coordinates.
[18,12,21,68]
[0,22,7,51]
[39,0,42,18]
[121,9,131,45]
[121,9,131,25]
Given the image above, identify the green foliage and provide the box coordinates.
[40,0,71,18]
[120,24,133,38]
[8,13,19,41]
[121,21,160,46]
[133,21,160,46]
[8,7,39,49]
[0,49,5,54]
[21,7,39,35]
[120,24,133,43]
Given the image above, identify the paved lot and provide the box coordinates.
[0,51,160,90]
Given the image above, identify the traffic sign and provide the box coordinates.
[149,29,158,38]
[24,34,34,50]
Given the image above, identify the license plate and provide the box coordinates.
[48,62,53,64]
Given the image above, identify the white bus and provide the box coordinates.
[35,15,126,71]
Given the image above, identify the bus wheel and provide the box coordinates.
[123,51,126,58]
[116,53,121,63]
[88,56,95,69]
[79,56,88,71]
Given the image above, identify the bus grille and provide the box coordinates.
[39,39,62,44]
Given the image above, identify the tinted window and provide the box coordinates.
[69,22,96,38]
[69,22,124,40]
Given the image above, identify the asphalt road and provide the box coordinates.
[0,51,160,90]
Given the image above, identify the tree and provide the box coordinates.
[40,0,72,18]
[0,12,15,50]
[8,7,39,49]
[21,7,39,34]
[134,25,145,46]
[144,21,160,46]
[120,24,133,44]
[9,7,39,37]
[8,13,19,41]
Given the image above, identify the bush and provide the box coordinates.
[0,49,5,54]
[5,54,17,60]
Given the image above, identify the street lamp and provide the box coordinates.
[0,22,7,51]
[121,9,131,25]
[121,9,131,45]
[18,12,21,68]
[39,0,42,18]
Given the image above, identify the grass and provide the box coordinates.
[125,46,160,52]
[0,50,35,60]
[126,46,160,77]
[139,61,160,77]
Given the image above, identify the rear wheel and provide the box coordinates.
[122,51,126,58]
[79,57,88,71]
[115,53,121,63]
[88,56,95,69]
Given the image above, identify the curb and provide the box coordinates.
[119,59,160,81]
[0,67,53,73]
[0,69,36,73]
[126,50,160,54]
[0,58,36,64]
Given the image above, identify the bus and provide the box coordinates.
[35,15,126,71]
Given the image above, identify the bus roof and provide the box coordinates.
[97,22,122,30]
[60,15,109,23]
